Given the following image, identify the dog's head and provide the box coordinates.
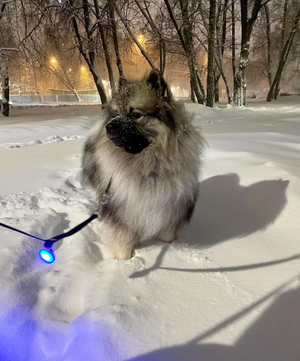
[104,70,175,154]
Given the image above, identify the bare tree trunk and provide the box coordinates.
[231,0,237,103]
[220,0,232,103]
[164,0,205,103]
[0,2,7,21]
[214,2,221,103]
[211,0,231,104]
[133,0,167,75]
[235,1,249,106]
[0,0,9,116]
[267,7,300,101]
[274,0,288,100]
[235,0,269,106]
[190,79,195,103]
[187,57,203,104]
[159,38,166,75]
[88,58,108,104]
[114,4,156,70]
[214,71,220,102]
[94,0,116,96]
[1,54,9,117]
[73,89,82,102]
[206,0,216,107]
[196,67,206,101]
[263,3,272,87]
[98,22,116,97]
[180,0,205,104]
[215,51,233,103]
[108,1,125,79]
[68,0,107,104]
[280,0,288,54]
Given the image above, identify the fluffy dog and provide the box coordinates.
[82,70,204,259]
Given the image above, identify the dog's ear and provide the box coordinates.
[118,76,128,89]
[146,69,170,99]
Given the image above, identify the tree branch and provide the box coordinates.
[114,3,156,69]
[0,1,7,21]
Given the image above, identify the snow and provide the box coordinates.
[0,99,300,360]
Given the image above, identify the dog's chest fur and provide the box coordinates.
[96,142,195,241]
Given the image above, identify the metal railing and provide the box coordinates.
[9,94,101,104]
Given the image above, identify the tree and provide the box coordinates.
[131,0,167,74]
[108,0,125,78]
[267,2,300,101]
[94,0,116,96]
[0,0,6,21]
[0,1,15,117]
[114,1,157,70]
[163,0,205,104]
[231,0,237,104]
[0,1,8,116]
[263,2,272,87]
[196,0,232,104]
[20,5,85,101]
[206,0,216,107]
[234,0,271,106]
[213,0,232,103]
[0,53,9,116]
[66,0,107,104]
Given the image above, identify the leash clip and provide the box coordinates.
[100,192,109,205]
[96,177,112,217]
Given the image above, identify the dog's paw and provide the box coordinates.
[158,229,178,244]
[111,246,134,260]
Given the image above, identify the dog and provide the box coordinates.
[82,69,204,259]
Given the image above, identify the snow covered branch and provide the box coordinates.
[0,48,20,52]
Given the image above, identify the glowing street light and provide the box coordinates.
[49,57,58,69]
[81,66,85,71]
[138,35,144,43]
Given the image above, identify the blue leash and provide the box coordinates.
[0,214,98,263]
[0,213,98,246]
[0,178,112,264]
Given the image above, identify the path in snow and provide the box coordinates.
[0,169,122,359]
[1,135,85,149]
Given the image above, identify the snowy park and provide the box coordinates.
[1,0,300,360]
[0,97,299,360]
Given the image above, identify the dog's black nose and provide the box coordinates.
[106,121,120,135]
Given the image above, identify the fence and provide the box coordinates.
[9,94,101,104]
[7,94,191,105]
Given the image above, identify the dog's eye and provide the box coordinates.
[132,112,142,120]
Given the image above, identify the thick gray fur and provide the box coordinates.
[82,70,204,259]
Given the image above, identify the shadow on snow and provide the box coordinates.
[126,276,300,361]
[130,173,290,279]
[181,173,289,248]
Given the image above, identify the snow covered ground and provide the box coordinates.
[0,97,300,360]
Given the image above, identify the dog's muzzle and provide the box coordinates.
[106,116,149,154]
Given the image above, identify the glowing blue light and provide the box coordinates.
[39,249,55,263]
